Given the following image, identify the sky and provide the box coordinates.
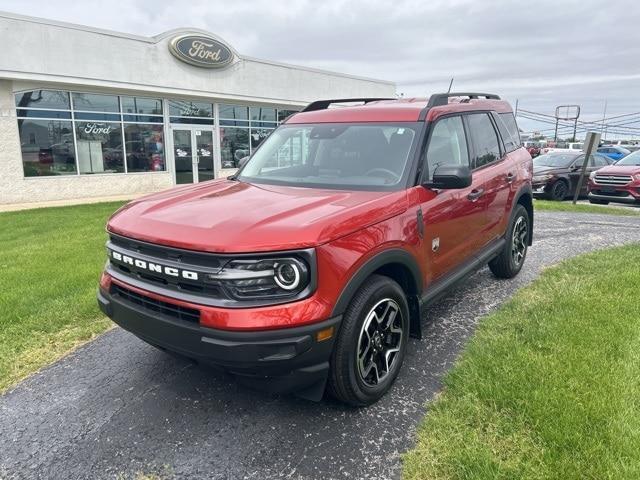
[3,0,640,138]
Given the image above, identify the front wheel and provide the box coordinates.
[548,180,568,201]
[328,275,409,406]
[489,204,530,279]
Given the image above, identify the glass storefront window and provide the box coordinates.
[18,119,76,176]
[15,90,70,110]
[277,109,298,122]
[219,104,248,120]
[123,124,165,172]
[122,97,163,115]
[220,127,250,168]
[75,122,124,174]
[168,100,213,118]
[72,93,120,112]
[250,128,274,151]
[250,107,276,123]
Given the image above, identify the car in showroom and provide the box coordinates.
[98,93,533,406]
[588,149,640,205]
[532,151,613,200]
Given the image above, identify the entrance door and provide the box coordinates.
[172,128,215,184]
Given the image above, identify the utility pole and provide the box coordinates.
[447,77,454,94]
[573,132,601,205]
[514,99,519,117]
[600,100,608,137]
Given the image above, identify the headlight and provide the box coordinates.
[533,174,553,182]
[633,173,640,182]
[207,256,311,300]
[589,171,597,180]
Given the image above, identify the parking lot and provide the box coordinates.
[2,210,639,480]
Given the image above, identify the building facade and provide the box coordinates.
[0,12,395,205]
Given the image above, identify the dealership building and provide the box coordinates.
[0,11,394,205]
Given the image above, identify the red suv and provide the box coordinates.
[588,150,640,205]
[98,93,533,406]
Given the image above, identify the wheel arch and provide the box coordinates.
[513,184,534,246]
[330,249,424,338]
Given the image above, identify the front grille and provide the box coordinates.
[112,284,200,323]
[594,174,633,186]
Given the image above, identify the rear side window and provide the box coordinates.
[424,116,470,180]
[467,113,501,168]
[495,113,520,153]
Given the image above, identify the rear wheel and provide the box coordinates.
[328,275,409,406]
[548,180,568,201]
[489,204,529,279]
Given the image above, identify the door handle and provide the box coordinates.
[506,172,515,183]
[467,188,484,201]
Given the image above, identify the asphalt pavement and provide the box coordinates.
[1,211,639,480]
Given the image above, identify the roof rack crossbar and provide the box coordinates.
[419,92,501,120]
[301,98,395,112]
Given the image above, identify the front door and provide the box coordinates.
[172,128,215,184]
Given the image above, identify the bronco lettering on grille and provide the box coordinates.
[110,250,199,280]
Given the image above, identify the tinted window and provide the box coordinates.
[15,90,70,110]
[220,127,250,168]
[495,113,520,152]
[467,113,501,168]
[18,119,76,176]
[75,122,124,173]
[425,116,469,180]
[121,97,163,115]
[499,113,521,146]
[123,124,165,172]
[72,93,120,112]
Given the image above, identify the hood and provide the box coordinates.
[107,179,408,253]
[593,164,640,176]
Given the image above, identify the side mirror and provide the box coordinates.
[238,156,249,169]
[427,165,472,189]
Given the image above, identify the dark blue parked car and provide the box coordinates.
[597,145,630,161]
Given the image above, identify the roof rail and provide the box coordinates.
[301,98,395,112]
[418,92,501,120]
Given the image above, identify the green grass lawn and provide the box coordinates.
[534,198,639,216]
[403,244,640,479]
[0,202,123,392]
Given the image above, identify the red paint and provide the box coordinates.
[104,95,531,331]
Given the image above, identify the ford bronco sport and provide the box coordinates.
[98,93,533,406]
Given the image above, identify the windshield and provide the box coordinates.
[533,153,579,168]
[238,123,419,190]
[615,150,640,166]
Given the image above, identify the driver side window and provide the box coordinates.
[424,116,470,180]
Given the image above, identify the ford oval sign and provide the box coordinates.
[169,34,234,68]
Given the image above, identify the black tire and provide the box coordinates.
[328,274,409,406]
[589,199,609,205]
[548,180,568,201]
[489,204,530,279]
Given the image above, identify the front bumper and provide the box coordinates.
[588,184,640,204]
[97,286,341,400]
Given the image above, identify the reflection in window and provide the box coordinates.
[250,128,274,151]
[75,122,124,174]
[121,97,163,115]
[18,119,76,176]
[123,124,165,172]
[467,113,501,168]
[168,100,213,118]
[72,93,120,112]
[15,90,70,110]
[220,127,249,168]
[219,104,248,120]
[250,107,276,123]
[426,116,469,180]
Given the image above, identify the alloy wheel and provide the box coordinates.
[511,216,528,266]
[357,298,404,387]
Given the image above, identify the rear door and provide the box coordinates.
[419,114,487,280]
[465,112,513,245]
